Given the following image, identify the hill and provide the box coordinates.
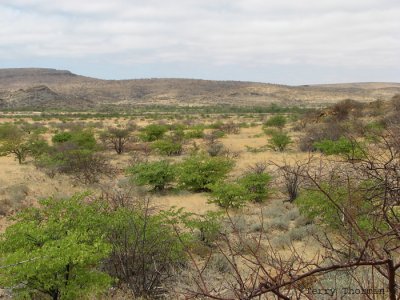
[0,68,399,110]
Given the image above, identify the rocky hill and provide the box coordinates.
[0,68,399,110]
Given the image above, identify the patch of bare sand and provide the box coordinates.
[152,192,217,214]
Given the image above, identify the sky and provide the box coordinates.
[0,0,399,85]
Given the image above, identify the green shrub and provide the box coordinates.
[151,139,182,156]
[69,130,97,150]
[52,130,97,151]
[208,182,247,208]
[185,128,204,139]
[263,115,286,128]
[183,211,222,246]
[296,189,340,228]
[211,130,225,138]
[313,137,364,158]
[262,127,279,136]
[178,154,234,191]
[139,124,168,142]
[268,131,292,152]
[296,186,378,230]
[28,138,50,159]
[0,193,112,299]
[127,160,176,191]
[52,131,73,143]
[239,172,272,203]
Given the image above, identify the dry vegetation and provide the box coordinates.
[0,94,399,299]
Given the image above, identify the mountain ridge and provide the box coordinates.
[0,68,399,110]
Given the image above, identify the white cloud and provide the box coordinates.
[0,0,399,82]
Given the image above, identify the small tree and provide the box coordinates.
[127,160,176,191]
[268,131,291,152]
[0,124,40,164]
[0,193,112,300]
[272,160,306,202]
[100,127,133,154]
[178,154,234,192]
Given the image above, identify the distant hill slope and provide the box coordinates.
[0,68,399,110]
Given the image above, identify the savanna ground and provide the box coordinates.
[0,98,399,299]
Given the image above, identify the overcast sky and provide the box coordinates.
[0,0,399,84]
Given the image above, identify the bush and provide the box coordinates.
[272,234,291,249]
[299,122,347,152]
[28,138,50,159]
[268,217,289,231]
[38,130,110,183]
[268,131,291,152]
[203,130,225,145]
[127,160,176,191]
[61,150,114,184]
[178,154,234,191]
[287,207,300,220]
[331,99,364,121]
[185,211,222,246]
[296,184,376,231]
[36,147,114,184]
[296,190,340,227]
[263,115,286,128]
[52,130,97,151]
[313,137,364,158]
[262,201,286,219]
[208,181,247,208]
[0,193,112,300]
[52,131,73,143]
[288,226,309,241]
[139,124,168,142]
[207,142,225,157]
[209,254,232,273]
[106,205,187,297]
[151,139,183,156]
[239,172,272,203]
[185,128,204,139]
[262,127,279,136]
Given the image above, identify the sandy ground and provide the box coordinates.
[0,156,83,231]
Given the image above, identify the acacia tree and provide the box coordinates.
[0,124,33,164]
[100,127,134,154]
